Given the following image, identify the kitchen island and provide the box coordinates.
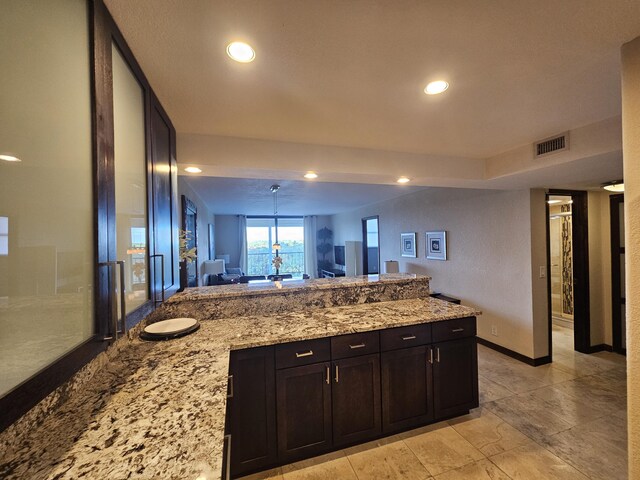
[0,275,480,480]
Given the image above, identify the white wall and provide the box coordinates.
[621,35,640,479]
[178,177,215,285]
[331,187,546,359]
[214,215,241,269]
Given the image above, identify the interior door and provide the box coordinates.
[362,216,380,274]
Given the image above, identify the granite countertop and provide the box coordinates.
[0,297,479,480]
[168,273,431,302]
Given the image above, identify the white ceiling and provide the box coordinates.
[183,176,426,215]
[104,0,640,159]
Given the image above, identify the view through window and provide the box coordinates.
[246,217,304,275]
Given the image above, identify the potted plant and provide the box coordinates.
[178,229,197,291]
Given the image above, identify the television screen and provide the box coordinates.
[334,245,345,266]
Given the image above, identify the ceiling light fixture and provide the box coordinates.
[184,167,202,173]
[424,80,449,95]
[0,154,21,162]
[602,180,624,192]
[226,41,256,63]
[304,172,318,179]
[397,177,410,184]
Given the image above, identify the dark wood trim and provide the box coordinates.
[586,344,614,353]
[610,194,625,355]
[547,190,591,354]
[477,337,551,366]
[0,338,107,433]
[544,198,553,363]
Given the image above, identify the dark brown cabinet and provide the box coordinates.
[227,347,277,477]
[228,317,478,478]
[332,354,382,446]
[276,362,333,462]
[432,337,478,419]
[381,346,433,433]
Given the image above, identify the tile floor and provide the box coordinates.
[240,326,627,480]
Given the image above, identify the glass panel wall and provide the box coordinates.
[112,43,149,313]
[0,0,94,396]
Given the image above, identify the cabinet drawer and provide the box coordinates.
[380,323,432,352]
[275,338,331,369]
[432,317,476,343]
[331,331,379,360]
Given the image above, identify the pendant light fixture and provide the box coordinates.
[270,185,283,277]
[602,180,624,192]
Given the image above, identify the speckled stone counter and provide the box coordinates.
[0,297,480,480]
[147,273,431,323]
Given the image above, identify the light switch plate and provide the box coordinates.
[539,266,546,278]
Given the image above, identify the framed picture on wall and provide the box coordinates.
[426,231,447,260]
[401,232,417,257]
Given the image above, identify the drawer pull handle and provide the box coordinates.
[452,328,465,333]
[436,347,441,363]
[227,375,234,399]
[428,348,434,364]
[335,364,339,383]
[349,343,366,349]
[326,366,330,384]
[402,335,416,341]
[295,350,314,358]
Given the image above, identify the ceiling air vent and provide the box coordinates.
[534,132,569,158]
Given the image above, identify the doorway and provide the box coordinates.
[610,194,626,354]
[546,190,591,355]
[362,216,380,275]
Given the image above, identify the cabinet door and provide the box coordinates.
[332,354,382,446]
[228,347,277,476]
[150,102,179,298]
[276,362,332,462]
[381,346,433,433]
[433,338,478,419]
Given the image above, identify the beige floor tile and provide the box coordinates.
[281,451,358,480]
[489,443,589,479]
[402,425,485,476]
[483,394,573,443]
[479,374,514,404]
[239,467,284,480]
[434,458,511,480]
[448,408,531,457]
[345,436,431,480]
[515,385,607,428]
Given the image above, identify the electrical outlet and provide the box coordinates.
[491,325,498,336]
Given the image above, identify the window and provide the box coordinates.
[246,217,304,276]
[0,217,7,256]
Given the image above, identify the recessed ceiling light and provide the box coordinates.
[602,181,624,192]
[184,167,202,173]
[226,42,255,63]
[0,154,21,162]
[304,172,318,179]
[397,177,410,184]
[547,200,562,204]
[424,80,449,95]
